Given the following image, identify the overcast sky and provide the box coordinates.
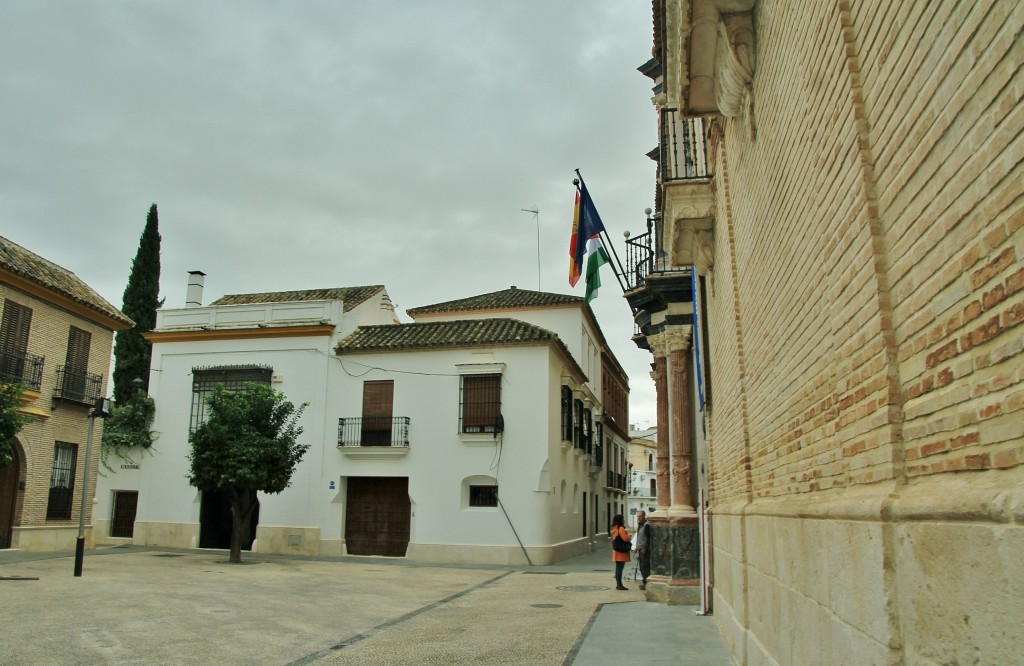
[1,1,659,428]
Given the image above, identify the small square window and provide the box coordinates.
[469,485,498,507]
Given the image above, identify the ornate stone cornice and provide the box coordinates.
[714,14,756,139]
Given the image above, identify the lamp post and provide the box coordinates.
[74,396,111,577]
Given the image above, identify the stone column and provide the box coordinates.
[652,353,671,515]
[668,327,695,515]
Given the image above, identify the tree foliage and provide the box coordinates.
[113,203,162,404]
[187,383,309,562]
[0,382,30,468]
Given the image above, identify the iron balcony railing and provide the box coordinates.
[338,416,411,448]
[591,444,604,469]
[624,220,692,290]
[0,350,44,391]
[660,110,709,182]
[53,365,103,404]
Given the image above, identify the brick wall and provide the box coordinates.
[2,283,114,535]
[707,0,1022,503]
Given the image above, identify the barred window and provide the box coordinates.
[190,365,273,431]
[560,386,573,441]
[573,399,584,448]
[46,442,78,520]
[460,373,501,434]
[469,485,498,507]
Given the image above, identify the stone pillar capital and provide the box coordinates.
[663,325,692,353]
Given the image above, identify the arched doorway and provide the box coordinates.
[0,439,24,549]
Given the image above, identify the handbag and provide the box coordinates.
[612,529,631,553]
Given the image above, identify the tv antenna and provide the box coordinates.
[521,207,540,290]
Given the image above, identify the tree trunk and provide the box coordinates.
[228,490,244,563]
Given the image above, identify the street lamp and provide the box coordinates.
[74,396,111,577]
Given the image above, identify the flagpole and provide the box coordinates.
[574,170,629,295]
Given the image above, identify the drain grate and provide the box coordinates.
[556,585,609,592]
[530,603,563,608]
[153,554,184,558]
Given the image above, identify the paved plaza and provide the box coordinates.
[0,546,732,665]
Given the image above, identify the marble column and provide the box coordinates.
[652,354,670,515]
[669,341,695,515]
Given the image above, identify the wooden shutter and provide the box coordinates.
[0,300,31,355]
[462,374,501,432]
[65,326,91,371]
[361,381,394,445]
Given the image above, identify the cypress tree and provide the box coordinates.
[112,203,162,404]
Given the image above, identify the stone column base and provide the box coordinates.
[646,518,701,605]
[644,575,701,605]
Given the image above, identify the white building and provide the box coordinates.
[95,280,630,565]
[626,427,658,528]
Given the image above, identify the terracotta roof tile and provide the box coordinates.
[337,317,562,354]
[0,235,132,328]
[210,285,384,311]
[407,287,583,316]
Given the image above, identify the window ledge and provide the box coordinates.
[459,433,499,447]
[338,445,410,459]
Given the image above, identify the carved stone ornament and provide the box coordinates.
[714,15,756,140]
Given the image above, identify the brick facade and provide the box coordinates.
[1,240,128,551]
[639,0,1022,662]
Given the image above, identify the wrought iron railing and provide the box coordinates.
[591,444,604,469]
[338,416,411,447]
[54,365,103,403]
[660,110,709,181]
[0,350,44,391]
[624,221,691,290]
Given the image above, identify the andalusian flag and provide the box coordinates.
[584,236,610,303]
[568,180,608,302]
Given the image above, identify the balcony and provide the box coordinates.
[0,350,44,391]
[659,111,709,182]
[53,366,103,405]
[338,416,411,458]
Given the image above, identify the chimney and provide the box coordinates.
[186,271,206,308]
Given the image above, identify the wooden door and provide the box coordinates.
[110,491,138,538]
[345,477,410,556]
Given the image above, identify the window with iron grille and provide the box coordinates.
[459,373,501,434]
[583,408,592,453]
[560,386,573,441]
[190,365,273,432]
[46,442,78,520]
[573,399,584,448]
[469,485,498,507]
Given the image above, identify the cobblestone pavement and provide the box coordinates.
[0,546,732,665]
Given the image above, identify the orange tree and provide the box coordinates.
[187,383,308,563]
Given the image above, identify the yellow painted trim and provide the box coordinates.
[0,267,132,331]
[144,324,335,343]
[15,387,41,405]
[17,405,49,418]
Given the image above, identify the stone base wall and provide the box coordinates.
[10,524,89,551]
[710,471,1024,665]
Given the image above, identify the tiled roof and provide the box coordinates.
[0,235,133,327]
[406,287,583,316]
[210,286,384,311]
[337,318,563,354]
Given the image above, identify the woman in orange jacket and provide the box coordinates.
[610,514,631,590]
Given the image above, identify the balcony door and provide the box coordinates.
[361,380,393,446]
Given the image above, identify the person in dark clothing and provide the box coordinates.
[635,510,651,590]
